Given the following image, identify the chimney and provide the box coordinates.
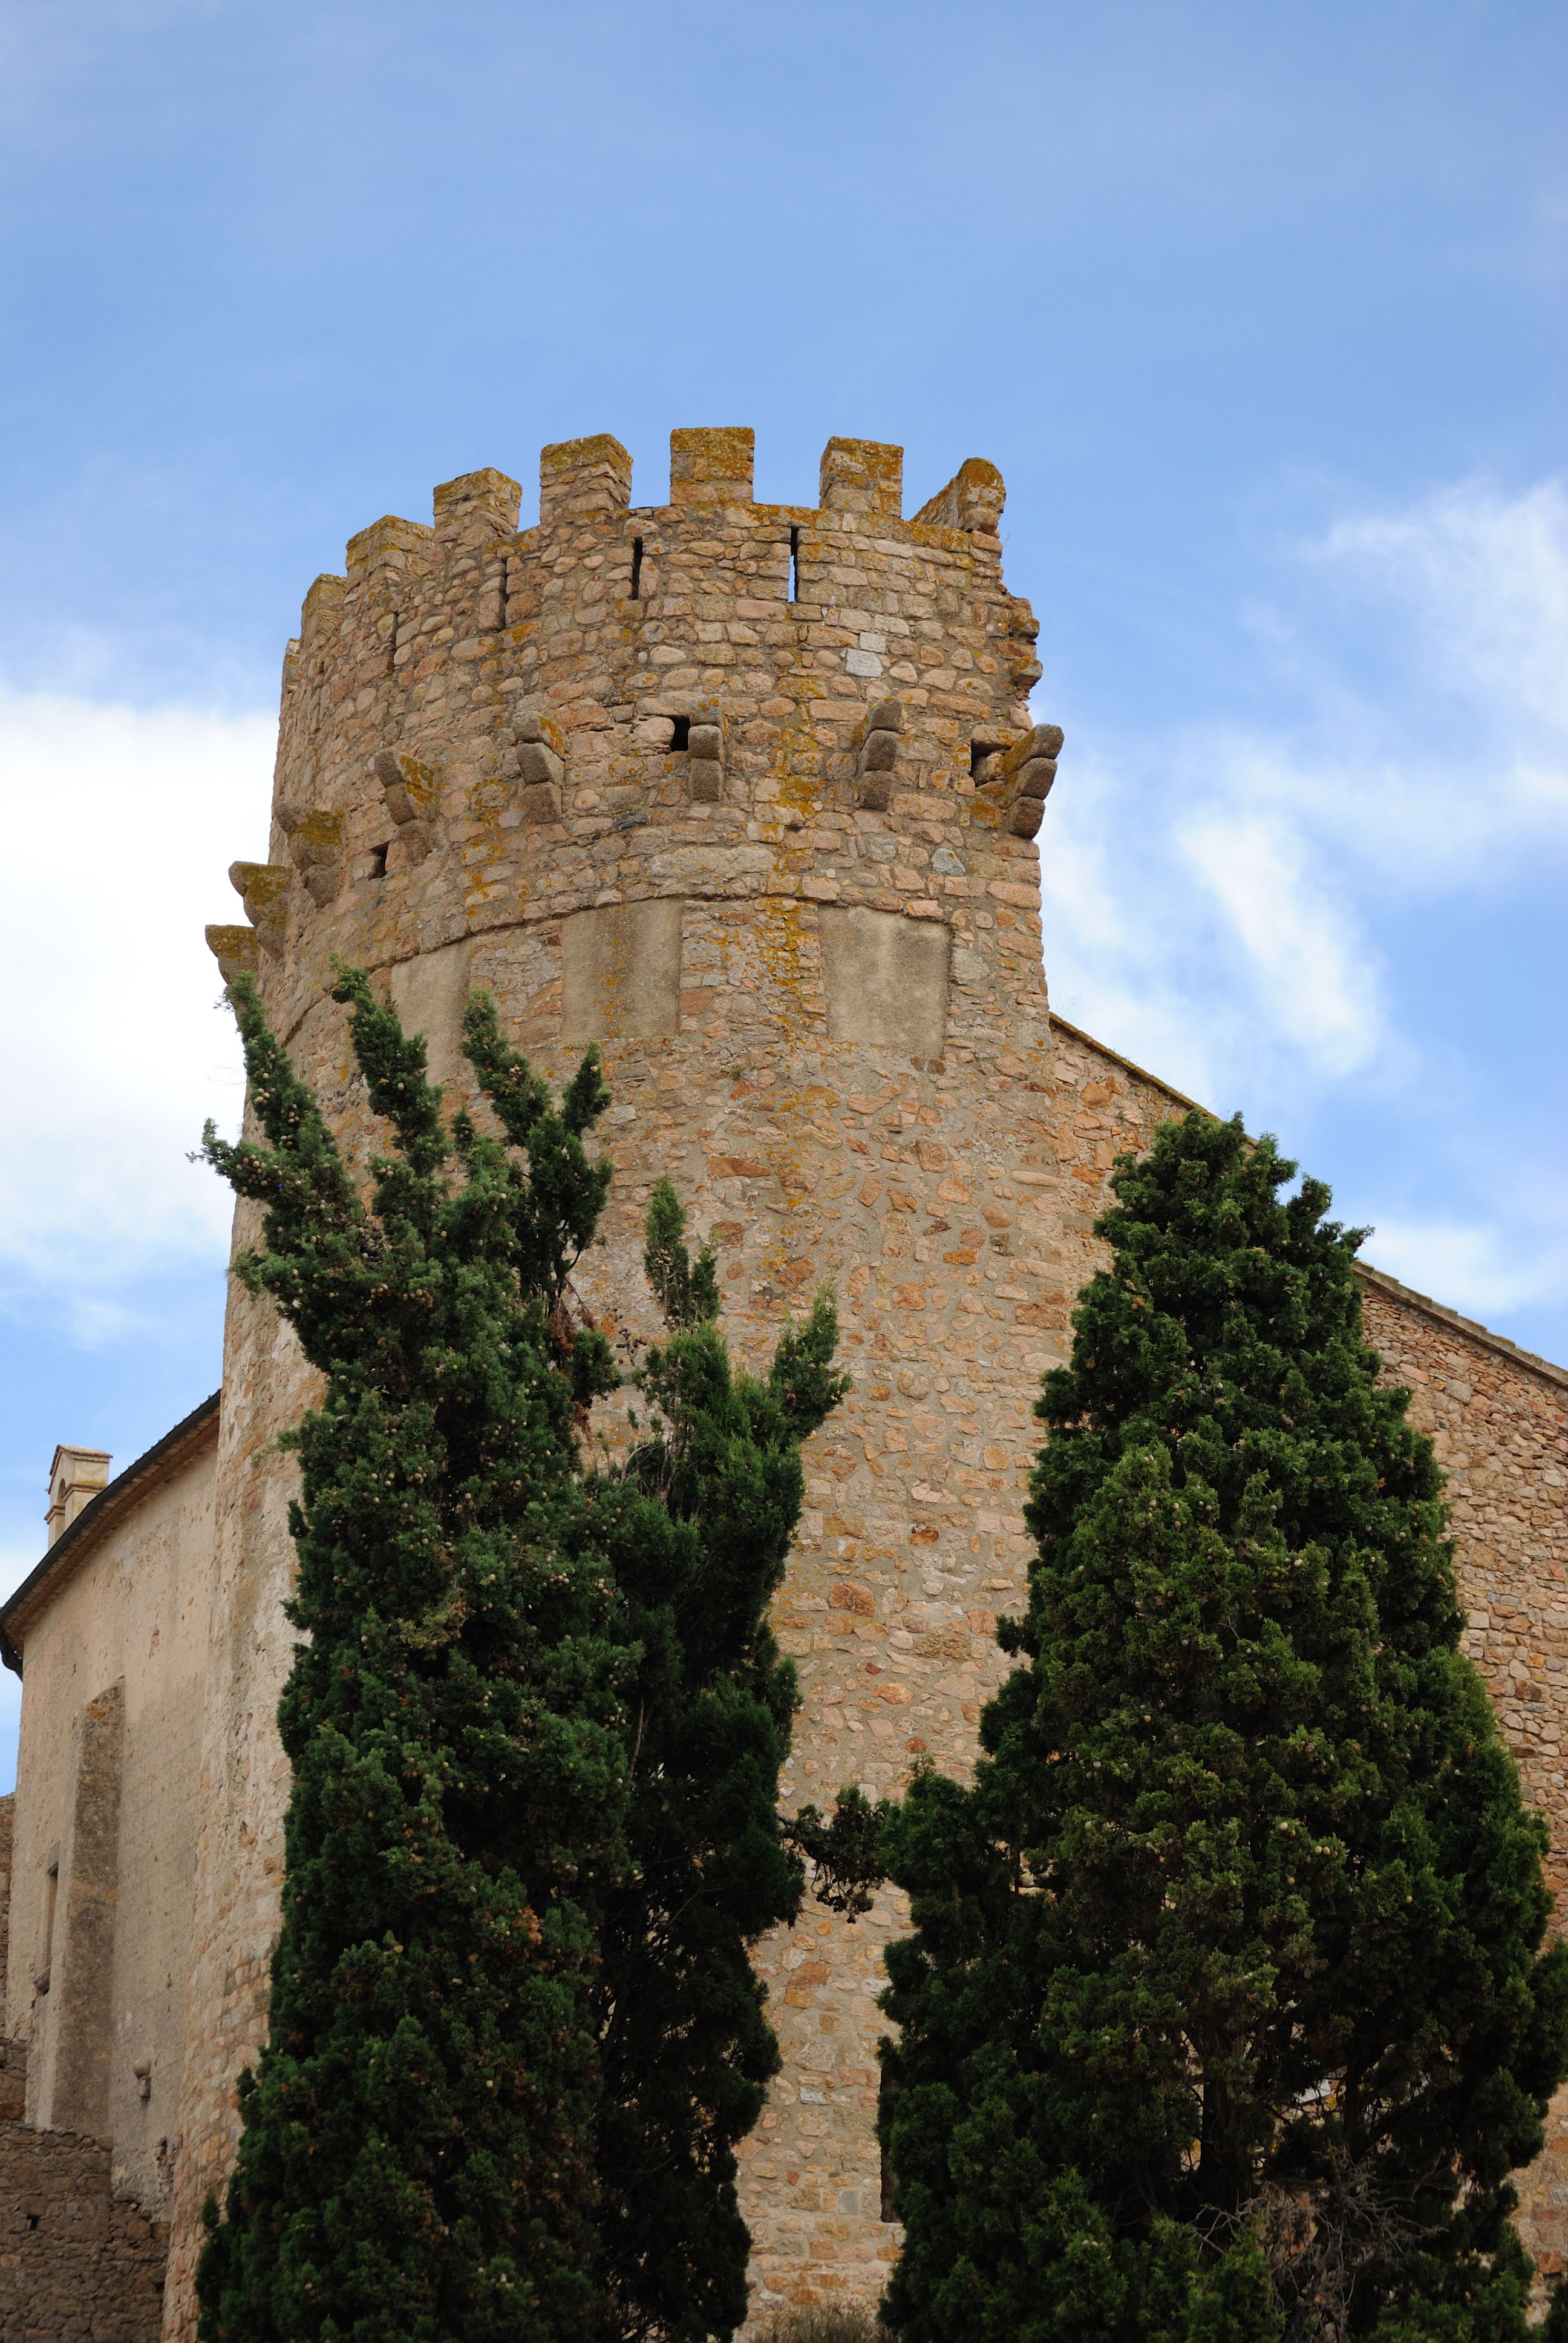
[45,1444,111,1546]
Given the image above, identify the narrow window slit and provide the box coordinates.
[670,715,691,752]
[630,538,644,600]
[788,526,800,605]
[369,842,390,879]
[37,1860,57,1993]
[879,2066,900,2221]
[386,611,399,676]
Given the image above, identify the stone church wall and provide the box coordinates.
[1358,1270,1568,2283]
[0,1797,170,2338]
[4,1409,218,2222]
[0,2118,167,2342]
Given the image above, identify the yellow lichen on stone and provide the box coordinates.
[204,924,258,984]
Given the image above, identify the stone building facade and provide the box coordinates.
[2,427,1564,2340]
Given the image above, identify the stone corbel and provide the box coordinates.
[512,715,565,823]
[227,861,293,952]
[1007,598,1044,695]
[374,749,440,861]
[687,703,725,804]
[973,723,1062,838]
[283,808,347,905]
[855,700,903,811]
[205,925,259,986]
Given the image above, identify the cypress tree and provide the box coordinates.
[881,1111,1568,2342]
[197,968,633,2342]
[196,977,867,2343]
[591,1179,852,2343]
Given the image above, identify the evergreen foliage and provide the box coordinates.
[591,1176,851,2343]
[880,1111,1568,2343]
[195,980,856,2343]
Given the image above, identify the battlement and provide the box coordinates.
[209,426,1056,1085]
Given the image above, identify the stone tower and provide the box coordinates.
[169,425,1074,2332]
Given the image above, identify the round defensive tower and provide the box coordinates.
[169,424,1091,2333]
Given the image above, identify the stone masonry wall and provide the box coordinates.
[0,2118,167,2342]
[167,424,1060,2335]
[0,1793,169,2338]
[4,1427,217,2218]
[1359,1271,1568,2283]
[163,424,1568,2333]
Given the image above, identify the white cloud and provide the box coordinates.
[1365,1214,1568,1325]
[1308,476,1568,753]
[1039,731,1388,1103]
[1042,474,1567,1056]
[1034,473,1568,1334]
[1178,803,1380,1079]
[0,692,274,1329]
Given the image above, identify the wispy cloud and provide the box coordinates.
[0,692,273,1331]
[1307,476,1568,756]
[1179,801,1380,1079]
[1037,474,1568,1331]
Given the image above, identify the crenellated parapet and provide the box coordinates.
[209,425,1059,1079]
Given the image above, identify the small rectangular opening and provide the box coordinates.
[970,739,1004,783]
[788,525,800,605]
[38,1860,57,1993]
[670,715,691,752]
[369,841,390,880]
[630,538,644,600]
[879,2065,900,2221]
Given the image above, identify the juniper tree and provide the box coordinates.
[197,968,634,2343]
[590,1180,852,2343]
[196,979,866,2343]
[880,1111,1568,2343]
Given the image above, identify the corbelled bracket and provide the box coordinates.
[1007,597,1043,695]
[205,925,259,986]
[687,703,725,803]
[972,723,1062,837]
[227,862,292,952]
[855,701,903,811]
[512,714,565,824]
[282,808,346,906]
[374,749,441,861]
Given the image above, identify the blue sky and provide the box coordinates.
[1,0,1564,1780]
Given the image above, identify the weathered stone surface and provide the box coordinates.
[560,899,684,1042]
[911,457,1005,537]
[670,427,756,509]
[0,2109,167,2339]
[817,906,950,1058]
[203,924,257,985]
[1357,1268,1568,2286]
[4,1415,217,2230]
[386,939,475,1089]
